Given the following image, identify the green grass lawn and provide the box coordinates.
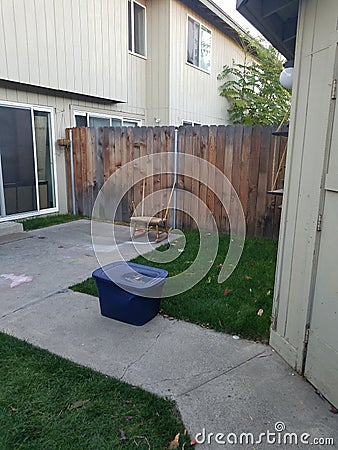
[19,214,83,231]
[72,231,278,342]
[0,332,192,450]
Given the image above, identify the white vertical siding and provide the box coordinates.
[0,0,128,102]
[145,0,170,125]
[0,79,148,212]
[271,0,338,369]
[168,0,244,125]
[2,1,19,80]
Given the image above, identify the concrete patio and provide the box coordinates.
[0,219,336,449]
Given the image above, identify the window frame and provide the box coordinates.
[128,0,147,59]
[73,111,142,128]
[186,14,212,73]
[182,120,201,126]
[0,100,58,222]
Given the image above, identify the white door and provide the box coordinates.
[304,76,338,407]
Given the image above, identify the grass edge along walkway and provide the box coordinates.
[0,331,193,450]
[72,231,278,342]
[19,214,83,231]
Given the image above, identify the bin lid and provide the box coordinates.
[92,262,168,290]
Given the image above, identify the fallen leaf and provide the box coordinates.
[249,260,255,265]
[9,405,17,412]
[223,288,232,296]
[330,406,338,414]
[257,309,264,316]
[206,276,211,284]
[168,432,180,449]
[245,275,252,280]
[119,429,127,441]
[68,399,90,410]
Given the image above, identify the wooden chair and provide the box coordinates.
[130,180,175,242]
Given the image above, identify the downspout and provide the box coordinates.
[173,127,178,229]
[69,129,77,215]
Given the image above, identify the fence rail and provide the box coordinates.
[65,125,285,239]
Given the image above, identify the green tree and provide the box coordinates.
[218,36,291,125]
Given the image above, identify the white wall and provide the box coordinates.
[270,0,338,370]
[0,84,146,215]
[0,0,128,102]
[168,0,246,125]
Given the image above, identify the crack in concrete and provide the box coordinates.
[0,288,72,320]
[118,331,164,381]
[177,349,271,397]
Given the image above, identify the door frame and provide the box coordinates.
[301,43,338,374]
[0,100,59,222]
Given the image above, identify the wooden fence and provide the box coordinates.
[65,125,286,239]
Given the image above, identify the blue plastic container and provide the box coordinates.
[92,262,168,326]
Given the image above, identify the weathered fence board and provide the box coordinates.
[66,125,284,239]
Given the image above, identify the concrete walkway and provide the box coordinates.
[0,220,336,449]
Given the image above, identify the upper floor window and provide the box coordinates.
[187,16,211,72]
[128,0,146,57]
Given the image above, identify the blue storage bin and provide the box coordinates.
[92,262,168,326]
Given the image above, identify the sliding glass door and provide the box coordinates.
[0,104,56,218]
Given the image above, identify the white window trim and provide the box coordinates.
[73,110,142,127]
[0,100,59,222]
[186,14,212,73]
[128,0,147,59]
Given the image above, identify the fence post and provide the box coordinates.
[69,129,77,216]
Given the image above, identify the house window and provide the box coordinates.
[89,116,110,127]
[128,0,146,57]
[74,113,141,128]
[187,16,211,72]
[182,120,201,126]
[0,103,56,219]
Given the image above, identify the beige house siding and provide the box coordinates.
[0,0,250,128]
[168,1,245,125]
[270,0,338,370]
[0,0,252,221]
[0,84,146,216]
[0,0,128,102]
[145,0,170,126]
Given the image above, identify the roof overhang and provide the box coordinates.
[236,0,300,60]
